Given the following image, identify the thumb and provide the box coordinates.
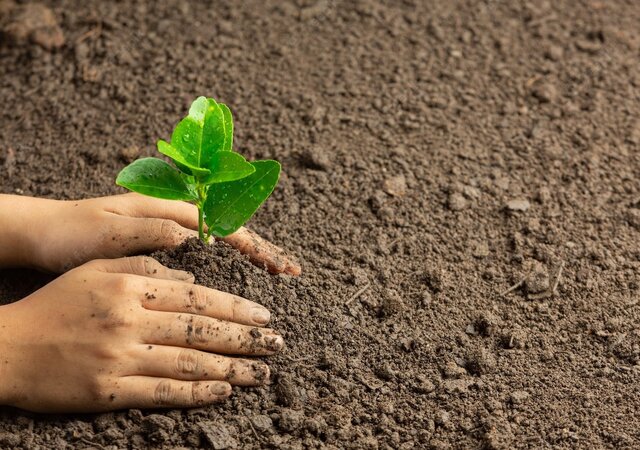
[105,216,198,257]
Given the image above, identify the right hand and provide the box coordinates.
[0,257,284,413]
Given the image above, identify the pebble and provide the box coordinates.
[2,3,65,50]
[544,44,564,61]
[465,347,497,375]
[506,199,531,212]
[251,415,274,433]
[526,269,549,294]
[510,390,531,404]
[300,146,331,171]
[531,81,558,103]
[199,422,237,450]
[471,240,490,258]
[447,193,468,211]
[575,38,602,54]
[380,289,406,317]
[278,409,304,432]
[442,360,467,379]
[382,175,407,196]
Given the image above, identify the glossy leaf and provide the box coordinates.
[157,140,211,177]
[116,157,196,201]
[219,103,234,152]
[170,97,226,169]
[201,152,256,184]
[204,160,280,237]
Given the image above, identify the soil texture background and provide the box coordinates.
[1,0,640,448]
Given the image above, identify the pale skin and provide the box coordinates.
[0,193,301,413]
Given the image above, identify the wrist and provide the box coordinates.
[0,194,41,268]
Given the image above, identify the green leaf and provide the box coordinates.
[204,160,280,237]
[157,140,211,177]
[201,152,256,184]
[116,157,196,201]
[219,103,234,152]
[170,97,226,169]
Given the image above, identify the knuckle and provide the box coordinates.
[175,350,204,376]
[153,380,177,405]
[184,316,210,345]
[86,376,109,403]
[127,256,162,276]
[184,286,208,313]
[155,219,182,245]
[106,275,135,295]
[97,312,133,332]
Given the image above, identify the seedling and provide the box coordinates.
[116,96,280,242]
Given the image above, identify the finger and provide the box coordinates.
[127,345,270,386]
[109,215,198,254]
[89,256,195,283]
[112,377,231,409]
[221,227,302,276]
[106,193,200,230]
[141,311,285,356]
[140,278,270,326]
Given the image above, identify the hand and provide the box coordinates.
[0,193,300,275]
[0,256,284,413]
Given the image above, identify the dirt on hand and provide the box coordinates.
[0,0,639,448]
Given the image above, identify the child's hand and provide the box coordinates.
[0,256,282,413]
[0,193,300,275]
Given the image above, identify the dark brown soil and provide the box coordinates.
[1,0,640,448]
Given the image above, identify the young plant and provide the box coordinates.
[116,96,280,242]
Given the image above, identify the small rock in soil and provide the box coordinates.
[250,415,274,433]
[442,360,467,379]
[544,44,564,61]
[447,192,468,211]
[509,390,531,404]
[575,38,602,54]
[506,199,530,212]
[382,174,407,196]
[442,379,474,394]
[199,422,237,450]
[414,374,436,393]
[525,268,549,294]
[530,81,558,103]
[375,363,395,381]
[118,145,142,163]
[142,414,176,433]
[2,3,65,50]
[275,374,304,408]
[500,327,528,349]
[278,409,304,432]
[380,289,406,317]
[465,347,497,375]
[471,240,490,258]
[300,146,331,171]
[474,312,501,337]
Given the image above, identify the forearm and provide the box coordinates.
[0,194,38,268]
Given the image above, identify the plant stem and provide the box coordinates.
[197,205,205,242]
[196,183,208,243]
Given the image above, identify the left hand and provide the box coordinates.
[5,193,301,275]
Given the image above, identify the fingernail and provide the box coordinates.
[265,334,285,352]
[173,270,195,282]
[251,307,271,325]
[209,383,231,396]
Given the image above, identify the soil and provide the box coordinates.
[1,0,639,448]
